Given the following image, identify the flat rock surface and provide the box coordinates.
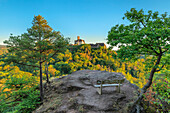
[33,70,139,113]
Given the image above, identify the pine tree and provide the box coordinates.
[3,15,69,102]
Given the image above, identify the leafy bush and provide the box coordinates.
[0,87,40,113]
[0,68,40,113]
[144,70,170,112]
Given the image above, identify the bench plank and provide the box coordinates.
[94,84,122,87]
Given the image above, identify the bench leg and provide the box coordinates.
[116,86,118,92]
[96,84,102,95]
[100,84,102,95]
[118,83,120,93]
[97,88,101,94]
[116,84,120,93]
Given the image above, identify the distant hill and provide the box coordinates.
[0,45,7,55]
[0,45,6,48]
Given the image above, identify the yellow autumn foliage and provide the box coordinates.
[48,65,58,76]
[0,65,39,94]
[114,58,148,88]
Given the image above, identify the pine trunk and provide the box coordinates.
[45,62,50,83]
[40,62,44,102]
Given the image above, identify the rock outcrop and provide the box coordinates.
[33,70,139,113]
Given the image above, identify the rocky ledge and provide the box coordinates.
[33,70,139,113]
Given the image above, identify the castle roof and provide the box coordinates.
[75,39,85,42]
[89,43,106,48]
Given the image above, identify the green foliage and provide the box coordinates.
[153,77,169,102]
[107,8,169,61]
[0,70,40,113]
[54,61,72,74]
[0,88,40,113]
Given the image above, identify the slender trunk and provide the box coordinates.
[45,62,49,83]
[40,61,44,102]
[131,54,162,112]
[39,29,44,102]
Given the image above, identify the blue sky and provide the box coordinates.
[0,0,169,48]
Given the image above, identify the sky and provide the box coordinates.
[0,0,170,48]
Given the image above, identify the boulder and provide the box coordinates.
[33,70,139,113]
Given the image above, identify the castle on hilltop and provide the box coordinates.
[74,36,106,48]
[74,36,85,45]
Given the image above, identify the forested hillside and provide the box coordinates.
[0,44,169,112]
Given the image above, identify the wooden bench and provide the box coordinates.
[94,80,122,95]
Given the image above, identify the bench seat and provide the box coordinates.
[94,83,122,95]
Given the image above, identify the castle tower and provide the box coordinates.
[77,36,80,40]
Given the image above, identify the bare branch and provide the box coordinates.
[150,46,159,55]
[159,47,162,54]
[143,44,159,55]
[162,48,169,53]
[140,21,146,28]
[135,15,147,28]
[155,62,167,72]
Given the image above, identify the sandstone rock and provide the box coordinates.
[33,70,139,113]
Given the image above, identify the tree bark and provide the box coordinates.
[40,62,44,102]
[131,54,162,112]
[45,62,50,83]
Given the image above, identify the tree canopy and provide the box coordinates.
[108,8,169,60]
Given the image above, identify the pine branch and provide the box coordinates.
[12,60,39,68]
[40,49,60,63]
